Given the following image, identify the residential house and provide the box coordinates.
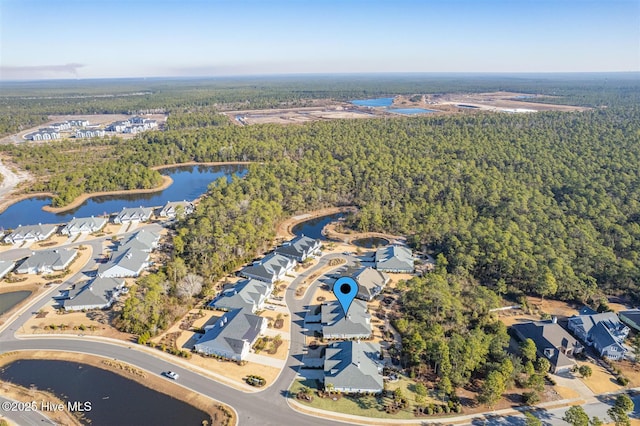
[321,299,372,340]
[16,249,77,275]
[324,340,383,393]
[60,216,107,236]
[62,277,126,311]
[352,267,390,301]
[0,260,16,279]
[375,246,414,273]
[209,279,273,313]
[98,247,149,278]
[75,129,105,138]
[119,229,160,252]
[49,122,71,131]
[4,224,57,245]
[240,253,296,283]
[567,307,629,360]
[113,207,154,224]
[274,235,321,262]
[26,128,60,141]
[620,310,640,333]
[511,319,584,373]
[193,308,267,361]
[105,120,130,132]
[68,119,90,127]
[158,201,195,219]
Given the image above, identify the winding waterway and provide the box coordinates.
[0,164,247,229]
[292,213,345,239]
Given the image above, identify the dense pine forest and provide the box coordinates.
[2,77,640,386]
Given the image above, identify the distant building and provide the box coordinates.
[75,129,105,138]
[105,120,131,132]
[209,279,273,313]
[324,340,383,393]
[375,246,414,273]
[4,224,57,245]
[274,235,321,262]
[321,299,371,340]
[512,319,583,373]
[49,122,71,131]
[62,277,126,311]
[113,207,154,224]
[68,119,90,127]
[194,308,267,361]
[25,128,60,141]
[240,253,296,283]
[158,201,195,219]
[16,249,77,275]
[60,216,107,236]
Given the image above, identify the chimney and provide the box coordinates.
[552,316,558,324]
[357,362,361,369]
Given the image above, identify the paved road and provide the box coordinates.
[1,248,351,425]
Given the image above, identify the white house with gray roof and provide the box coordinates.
[16,249,77,275]
[0,260,16,279]
[119,229,160,252]
[158,201,194,219]
[60,216,107,236]
[4,224,57,245]
[353,267,390,301]
[62,277,126,311]
[274,235,321,262]
[98,247,149,278]
[324,340,383,394]
[375,245,414,273]
[209,279,273,313]
[194,308,267,361]
[240,253,296,283]
[567,307,629,360]
[113,207,154,224]
[322,299,372,340]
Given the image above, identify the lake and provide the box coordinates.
[351,98,394,107]
[0,164,247,230]
[0,359,210,426]
[0,290,31,315]
[352,237,389,248]
[292,213,345,240]
[387,108,437,115]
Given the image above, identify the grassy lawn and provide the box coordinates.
[289,378,444,420]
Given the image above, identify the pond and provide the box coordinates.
[0,290,32,315]
[0,164,248,230]
[352,237,389,248]
[292,213,345,240]
[0,359,210,426]
[351,98,394,107]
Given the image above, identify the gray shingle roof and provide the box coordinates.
[98,247,149,277]
[512,320,582,371]
[353,267,389,301]
[120,229,160,252]
[322,299,371,338]
[274,235,320,260]
[17,249,76,273]
[324,340,383,393]
[5,224,57,243]
[194,309,265,357]
[63,277,125,310]
[210,279,272,312]
[240,253,295,282]
[114,207,153,222]
[375,245,414,272]
[60,216,107,235]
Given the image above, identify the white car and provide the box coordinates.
[164,371,179,380]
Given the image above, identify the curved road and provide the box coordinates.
[1,245,352,426]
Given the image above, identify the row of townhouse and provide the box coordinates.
[512,305,640,374]
[25,120,91,141]
[105,117,157,134]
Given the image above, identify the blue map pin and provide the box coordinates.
[333,276,358,316]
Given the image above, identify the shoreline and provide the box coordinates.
[0,160,254,215]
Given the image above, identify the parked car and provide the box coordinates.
[164,371,179,380]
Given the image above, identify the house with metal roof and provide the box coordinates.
[274,235,321,262]
[324,340,383,393]
[0,260,16,279]
[194,308,267,361]
[352,267,390,301]
[375,245,414,273]
[4,224,57,245]
[512,319,583,373]
[62,277,126,311]
[322,299,372,340]
[113,207,154,224]
[240,253,296,283]
[209,279,273,313]
[16,249,77,275]
[60,216,107,236]
[567,307,629,360]
[158,201,195,219]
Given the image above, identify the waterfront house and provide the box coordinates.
[209,279,273,313]
[321,299,371,340]
[240,253,296,283]
[158,201,195,219]
[274,235,321,262]
[16,249,77,275]
[60,216,107,236]
[113,207,154,224]
[4,224,57,245]
[512,319,583,373]
[324,340,383,393]
[62,277,126,311]
[194,308,267,361]
[375,245,414,273]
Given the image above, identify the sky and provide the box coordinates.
[1,0,639,80]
